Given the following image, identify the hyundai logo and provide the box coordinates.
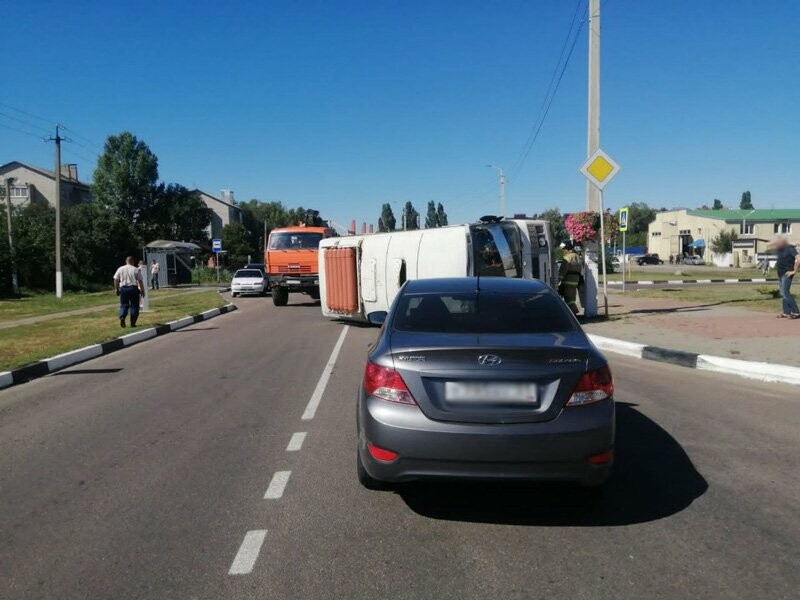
[478,354,502,366]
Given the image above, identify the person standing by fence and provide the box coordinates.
[113,256,146,328]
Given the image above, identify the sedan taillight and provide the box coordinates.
[566,365,614,407]
[364,361,416,405]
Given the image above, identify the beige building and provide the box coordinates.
[0,161,92,207]
[648,209,800,266]
[194,189,243,240]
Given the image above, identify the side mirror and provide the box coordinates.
[367,311,388,326]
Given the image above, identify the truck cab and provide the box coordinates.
[265,224,335,306]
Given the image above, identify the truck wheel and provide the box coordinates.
[272,287,288,306]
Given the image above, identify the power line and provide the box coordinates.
[508,1,588,181]
[0,111,52,136]
[0,100,102,154]
[0,120,46,140]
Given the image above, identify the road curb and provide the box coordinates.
[605,277,775,286]
[587,333,800,386]
[0,303,238,391]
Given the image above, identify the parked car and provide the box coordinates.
[356,277,615,490]
[245,263,270,290]
[636,253,664,265]
[230,269,268,297]
[683,255,705,265]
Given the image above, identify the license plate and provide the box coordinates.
[445,382,538,404]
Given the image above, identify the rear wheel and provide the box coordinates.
[272,286,288,306]
[231,292,238,297]
[308,289,320,300]
[357,450,389,490]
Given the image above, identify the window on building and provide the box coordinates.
[651,231,661,237]
[679,229,691,235]
[740,223,754,234]
[774,223,791,234]
[10,186,28,198]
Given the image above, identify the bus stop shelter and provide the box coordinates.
[144,240,202,287]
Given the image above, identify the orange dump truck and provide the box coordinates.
[265,224,335,306]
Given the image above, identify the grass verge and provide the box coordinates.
[0,291,228,371]
[602,268,765,282]
[0,288,205,324]
[619,284,782,313]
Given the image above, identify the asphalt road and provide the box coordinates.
[1,295,798,599]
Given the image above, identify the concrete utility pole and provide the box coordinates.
[487,165,506,217]
[48,125,64,298]
[4,177,19,294]
[585,0,601,212]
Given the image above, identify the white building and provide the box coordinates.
[0,161,92,207]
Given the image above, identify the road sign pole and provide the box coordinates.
[599,189,608,317]
[622,230,626,293]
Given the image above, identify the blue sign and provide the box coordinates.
[212,239,222,252]
[619,207,629,232]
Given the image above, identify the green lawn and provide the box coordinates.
[0,291,228,371]
[0,288,200,324]
[618,284,781,313]
[603,268,766,282]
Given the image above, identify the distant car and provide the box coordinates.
[231,269,268,297]
[636,254,664,266]
[683,255,705,265]
[356,277,615,490]
[245,263,270,290]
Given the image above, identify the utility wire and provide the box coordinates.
[0,100,102,154]
[508,1,588,181]
[0,120,47,140]
[0,111,52,136]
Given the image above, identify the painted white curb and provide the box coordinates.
[0,371,13,390]
[696,355,800,386]
[201,308,221,319]
[587,334,646,359]
[169,316,195,331]
[120,328,158,346]
[46,344,103,372]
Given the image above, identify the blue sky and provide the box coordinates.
[2,0,799,227]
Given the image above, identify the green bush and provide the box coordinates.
[192,266,235,284]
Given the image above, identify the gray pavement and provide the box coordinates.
[1,295,799,599]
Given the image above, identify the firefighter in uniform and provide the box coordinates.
[558,241,582,315]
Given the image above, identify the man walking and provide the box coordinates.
[769,236,800,319]
[150,259,160,290]
[558,241,582,315]
[113,256,146,328]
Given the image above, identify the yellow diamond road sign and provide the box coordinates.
[580,149,620,190]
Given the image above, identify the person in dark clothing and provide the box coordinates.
[113,256,146,327]
[769,236,800,319]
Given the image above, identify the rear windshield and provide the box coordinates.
[268,232,323,250]
[392,291,576,334]
[234,270,262,278]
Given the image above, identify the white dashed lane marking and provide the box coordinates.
[302,326,349,421]
[228,530,267,575]
[264,471,292,499]
[286,432,307,452]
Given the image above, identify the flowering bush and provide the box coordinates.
[564,210,619,243]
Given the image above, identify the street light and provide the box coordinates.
[486,165,506,217]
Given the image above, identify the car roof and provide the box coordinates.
[402,277,551,294]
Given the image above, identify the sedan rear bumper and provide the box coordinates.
[358,391,614,486]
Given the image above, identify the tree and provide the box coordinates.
[148,185,213,242]
[627,202,657,235]
[92,132,159,237]
[712,199,723,210]
[710,228,737,254]
[378,203,396,232]
[425,201,438,228]
[740,191,753,210]
[402,201,420,230]
[537,208,567,245]
[221,222,254,268]
[436,202,448,227]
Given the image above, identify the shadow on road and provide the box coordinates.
[397,402,707,526]
[54,368,123,375]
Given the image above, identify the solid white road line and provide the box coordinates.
[286,432,307,452]
[264,471,292,499]
[302,326,350,421]
[228,530,267,575]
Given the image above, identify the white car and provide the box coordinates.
[683,255,705,265]
[231,269,268,297]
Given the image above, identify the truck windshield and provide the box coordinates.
[469,222,523,278]
[268,232,323,250]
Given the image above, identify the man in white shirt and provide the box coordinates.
[150,259,160,290]
[113,256,146,328]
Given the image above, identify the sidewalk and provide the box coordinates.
[582,292,800,367]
